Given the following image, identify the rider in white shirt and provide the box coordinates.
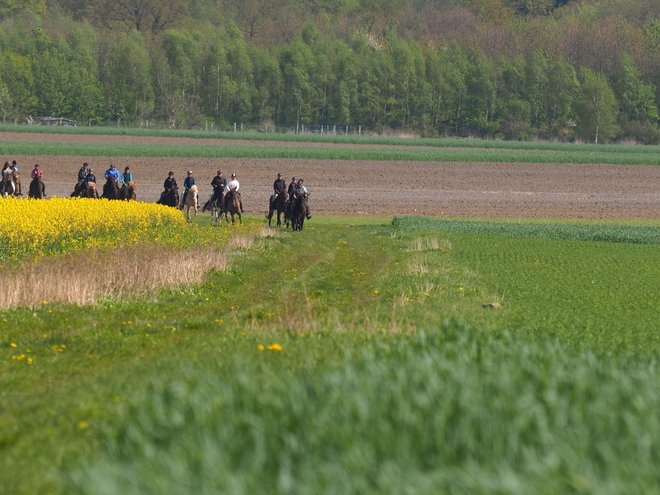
[225,173,244,213]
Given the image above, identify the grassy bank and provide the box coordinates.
[2,216,660,493]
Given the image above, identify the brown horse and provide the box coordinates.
[267,191,287,227]
[28,176,45,199]
[121,181,137,201]
[82,182,99,199]
[225,189,242,225]
[12,170,21,196]
[102,178,121,200]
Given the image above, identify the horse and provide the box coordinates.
[12,170,21,196]
[224,189,242,225]
[157,185,179,207]
[184,185,198,221]
[120,181,137,201]
[203,192,223,223]
[290,192,310,231]
[1,169,16,198]
[28,176,45,199]
[267,191,287,227]
[82,182,99,199]
[102,178,121,200]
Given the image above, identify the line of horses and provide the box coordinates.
[1,171,46,199]
[266,191,310,231]
[70,177,137,201]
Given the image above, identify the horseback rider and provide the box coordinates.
[121,166,133,185]
[104,163,120,183]
[180,170,197,209]
[11,160,22,195]
[31,164,46,196]
[209,170,226,211]
[72,162,89,196]
[287,176,298,197]
[86,168,97,185]
[268,173,287,218]
[84,168,98,197]
[292,179,311,220]
[225,173,245,213]
[159,171,177,203]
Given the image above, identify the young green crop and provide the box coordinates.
[1,139,660,165]
[4,124,660,155]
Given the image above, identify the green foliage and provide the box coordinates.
[66,329,660,494]
[575,68,619,143]
[0,6,657,141]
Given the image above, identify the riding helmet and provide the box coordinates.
[298,179,303,184]
[231,173,237,178]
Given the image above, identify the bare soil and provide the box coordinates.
[6,133,660,220]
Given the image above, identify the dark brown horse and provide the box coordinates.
[267,191,287,227]
[225,189,242,225]
[203,192,223,223]
[28,176,45,199]
[102,178,121,200]
[290,192,310,231]
[121,181,137,201]
[157,185,179,207]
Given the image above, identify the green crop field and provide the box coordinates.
[2,212,660,494]
[3,139,660,165]
[2,124,660,164]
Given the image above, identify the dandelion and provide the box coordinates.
[10,343,16,348]
[257,345,265,350]
[268,344,283,351]
[78,421,89,430]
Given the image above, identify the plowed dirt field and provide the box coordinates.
[5,133,660,219]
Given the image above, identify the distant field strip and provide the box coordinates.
[4,125,660,154]
[393,216,660,244]
[1,140,660,164]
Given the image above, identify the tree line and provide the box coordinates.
[1,0,660,142]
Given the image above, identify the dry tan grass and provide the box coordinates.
[0,245,229,308]
[408,237,452,253]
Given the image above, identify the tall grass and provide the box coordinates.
[66,324,660,495]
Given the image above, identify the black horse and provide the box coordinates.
[267,191,287,227]
[28,176,45,199]
[157,185,179,208]
[290,192,310,231]
[102,178,121,200]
